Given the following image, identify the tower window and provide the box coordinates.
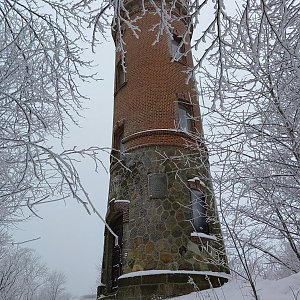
[171,34,186,63]
[191,189,209,234]
[118,132,125,159]
[113,126,125,160]
[115,61,126,91]
[178,103,193,132]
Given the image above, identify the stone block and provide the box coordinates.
[141,274,167,285]
[145,241,154,254]
[160,252,175,263]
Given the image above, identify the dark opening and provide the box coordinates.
[191,189,209,234]
[115,61,126,91]
[113,125,125,161]
[110,215,123,290]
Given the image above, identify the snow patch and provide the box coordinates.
[109,198,130,203]
[188,177,206,187]
[114,200,130,203]
[188,177,200,182]
[119,270,231,280]
[191,232,217,241]
[169,273,300,300]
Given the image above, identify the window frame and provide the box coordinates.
[171,34,186,64]
[113,125,125,161]
[117,131,125,160]
[177,100,194,133]
[115,60,126,92]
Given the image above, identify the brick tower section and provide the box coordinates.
[98,1,229,300]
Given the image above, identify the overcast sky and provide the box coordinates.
[12,38,115,298]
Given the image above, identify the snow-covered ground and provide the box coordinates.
[170,273,300,300]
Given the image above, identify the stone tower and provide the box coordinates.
[98,2,229,299]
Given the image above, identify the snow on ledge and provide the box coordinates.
[191,232,217,241]
[114,199,130,203]
[119,270,231,280]
[188,176,200,182]
[109,198,130,204]
[188,177,206,187]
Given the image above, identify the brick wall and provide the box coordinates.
[112,9,203,151]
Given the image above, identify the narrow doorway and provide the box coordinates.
[111,215,123,290]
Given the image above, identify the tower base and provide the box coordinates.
[98,271,230,300]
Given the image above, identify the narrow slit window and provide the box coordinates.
[118,132,125,159]
[110,215,123,290]
[113,126,125,160]
[115,61,126,91]
[178,103,192,132]
[191,189,209,234]
[171,34,186,62]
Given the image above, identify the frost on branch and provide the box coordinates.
[197,0,300,286]
[0,0,105,226]
[75,0,231,80]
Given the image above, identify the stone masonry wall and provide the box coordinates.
[100,145,228,299]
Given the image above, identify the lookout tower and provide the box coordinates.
[98,1,229,299]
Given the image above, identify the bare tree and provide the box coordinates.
[0,245,73,300]
[0,0,111,236]
[197,0,300,280]
[36,270,73,300]
[74,0,229,74]
[0,246,45,300]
